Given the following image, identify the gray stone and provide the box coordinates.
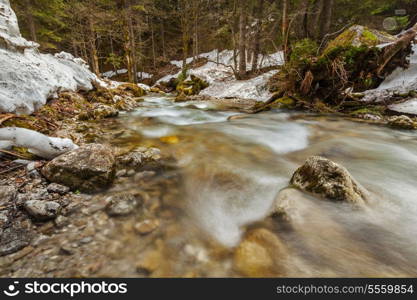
[42,144,115,193]
[0,226,31,256]
[47,183,70,195]
[24,200,61,220]
[290,156,369,205]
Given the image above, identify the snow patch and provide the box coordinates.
[389,98,417,115]
[158,49,283,101]
[363,43,417,103]
[0,127,78,159]
[0,0,97,114]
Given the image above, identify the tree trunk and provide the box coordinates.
[122,0,137,83]
[299,0,310,39]
[151,19,156,70]
[319,0,334,39]
[161,21,167,60]
[310,0,324,40]
[251,0,264,72]
[180,0,190,70]
[238,3,247,79]
[282,0,290,62]
[87,17,100,76]
[24,0,37,42]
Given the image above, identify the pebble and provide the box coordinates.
[54,215,69,228]
[134,219,160,235]
[106,193,141,217]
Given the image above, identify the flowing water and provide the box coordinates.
[105,96,417,277]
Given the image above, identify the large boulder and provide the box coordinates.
[290,156,369,205]
[324,25,396,53]
[42,144,115,193]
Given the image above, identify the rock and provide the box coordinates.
[0,186,17,205]
[46,183,70,195]
[270,188,300,223]
[0,211,8,226]
[54,215,69,228]
[24,200,61,220]
[42,144,116,193]
[106,192,142,217]
[387,115,417,130]
[324,25,396,53]
[134,219,160,235]
[116,147,162,171]
[290,156,369,205]
[234,228,286,277]
[92,104,119,119]
[0,226,32,256]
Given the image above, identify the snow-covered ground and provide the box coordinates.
[363,43,417,112]
[157,49,284,101]
[0,0,97,114]
[102,69,153,80]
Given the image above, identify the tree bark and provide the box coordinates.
[319,0,334,39]
[310,0,324,40]
[24,0,37,42]
[282,0,290,62]
[121,0,137,83]
[87,16,100,76]
[299,0,310,39]
[238,2,247,78]
[251,0,264,72]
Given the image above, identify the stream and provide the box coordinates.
[94,95,417,277]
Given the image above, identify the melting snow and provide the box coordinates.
[157,49,284,101]
[0,0,98,114]
[363,43,417,105]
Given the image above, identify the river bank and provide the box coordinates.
[2,94,417,277]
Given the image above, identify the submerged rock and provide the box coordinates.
[24,200,61,221]
[116,147,162,172]
[105,192,142,217]
[387,115,417,130]
[134,219,160,235]
[0,225,31,256]
[42,144,115,193]
[290,156,369,205]
[234,228,286,277]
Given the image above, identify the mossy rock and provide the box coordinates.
[324,25,396,53]
[176,74,209,96]
[116,83,146,97]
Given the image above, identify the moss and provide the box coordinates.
[11,146,39,160]
[349,106,384,117]
[361,30,378,44]
[289,39,319,66]
[272,97,296,109]
[176,74,209,96]
[116,83,146,97]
